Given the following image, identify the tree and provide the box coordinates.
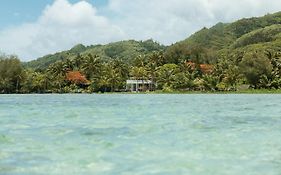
[63,58,74,72]
[0,55,24,93]
[130,66,148,91]
[32,72,49,93]
[156,64,180,89]
[72,54,83,70]
[130,67,148,81]
[132,55,147,67]
[145,52,166,88]
[98,63,123,92]
[109,58,129,83]
[202,74,219,91]
[173,72,195,90]
[47,61,68,92]
[222,66,241,90]
[82,54,102,80]
[240,51,272,88]
[147,51,166,67]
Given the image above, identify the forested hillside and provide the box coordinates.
[165,12,281,64]
[24,39,165,70]
[1,11,281,93]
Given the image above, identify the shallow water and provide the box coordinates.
[0,94,281,175]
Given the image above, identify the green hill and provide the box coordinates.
[4,11,281,93]
[165,11,281,63]
[24,39,165,70]
[231,24,281,48]
[25,11,281,69]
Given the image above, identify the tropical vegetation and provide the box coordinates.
[1,12,281,93]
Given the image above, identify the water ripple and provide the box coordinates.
[0,94,281,175]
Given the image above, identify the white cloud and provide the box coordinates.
[106,0,281,45]
[0,0,124,61]
[1,0,281,61]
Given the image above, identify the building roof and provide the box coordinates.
[126,80,153,84]
[186,61,214,74]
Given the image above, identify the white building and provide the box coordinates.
[126,80,154,92]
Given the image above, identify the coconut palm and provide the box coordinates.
[156,64,180,89]
[47,61,68,92]
[130,66,149,92]
[72,54,83,70]
[63,58,74,71]
[82,54,102,80]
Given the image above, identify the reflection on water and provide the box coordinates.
[0,94,281,175]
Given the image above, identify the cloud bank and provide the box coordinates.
[0,0,124,60]
[1,0,281,60]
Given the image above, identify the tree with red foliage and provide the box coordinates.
[66,71,90,85]
[186,62,213,74]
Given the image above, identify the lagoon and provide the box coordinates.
[0,94,281,175]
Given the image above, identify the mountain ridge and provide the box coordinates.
[24,39,166,70]
[25,11,281,69]
[166,11,281,62]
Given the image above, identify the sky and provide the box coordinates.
[0,0,281,61]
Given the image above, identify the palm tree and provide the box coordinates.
[108,58,129,86]
[32,72,47,93]
[223,66,241,90]
[108,68,121,92]
[82,54,102,80]
[130,66,148,91]
[72,54,83,70]
[47,61,67,76]
[265,50,281,88]
[130,67,148,80]
[0,77,13,93]
[148,51,165,67]
[156,64,180,89]
[47,61,67,92]
[63,58,74,72]
[98,75,110,92]
[132,55,147,67]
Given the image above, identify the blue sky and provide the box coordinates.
[0,0,281,61]
[0,0,108,29]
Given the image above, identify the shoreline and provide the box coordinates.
[1,89,281,95]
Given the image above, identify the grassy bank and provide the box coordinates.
[148,89,281,94]
[2,89,281,95]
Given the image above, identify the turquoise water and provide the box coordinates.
[0,94,281,175]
